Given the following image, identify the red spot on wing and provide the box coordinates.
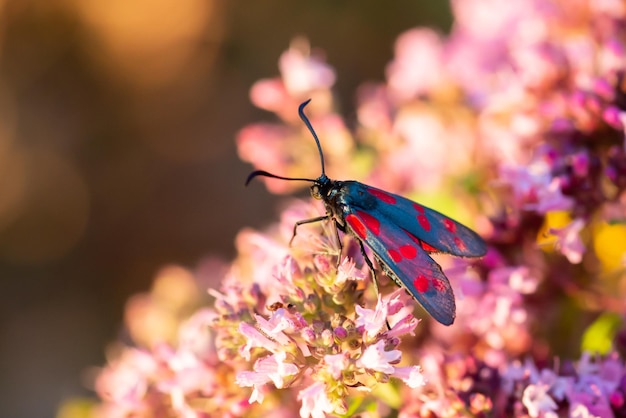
[356,210,381,235]
[368,188,397,204]
[388,249,402,262]
[454,236,467,251]
[443,219,457,233]
[407,232,436,252]
[413,203,425,214]
[432,278,447,292]
[408,233,420,245]
[399,245,417,259]
[418,215,431,231]
[413,275,430,293]
[346,214,367,239]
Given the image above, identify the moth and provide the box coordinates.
[246,100,486,325]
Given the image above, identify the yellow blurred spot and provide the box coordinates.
[581,313,622,355]
[56,398,96,418]
[536,210,572,249]
[593,222,626,271]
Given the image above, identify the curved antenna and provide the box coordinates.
[245,170,317,186]
[298,99,325,176]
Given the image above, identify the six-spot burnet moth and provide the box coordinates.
[246,100,487,325]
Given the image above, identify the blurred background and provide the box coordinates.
[0,1,452,416]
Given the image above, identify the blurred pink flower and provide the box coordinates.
[250,38,336,119]
[386,28,446,101]
[95,348,156,407]
[548,218,585,264]
[279,39,336,96]
[522,383,559,418]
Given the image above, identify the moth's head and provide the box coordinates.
[310,174,333,201]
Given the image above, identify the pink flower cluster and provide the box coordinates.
[93,0,626,417]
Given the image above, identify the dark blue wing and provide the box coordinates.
[343,205,456,325]
[342,181,487,257]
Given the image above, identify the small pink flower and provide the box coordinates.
[385,289,419,338]
[238,322,281,361]
[236,352,299,404]
[393,366,427,389]
[298,381,335,418]
[355,297,388,340]
[254,309,296,345]
[357,340,401,374]
[323,353,349,380]
[386,315,419,339]
[335,257,367,285]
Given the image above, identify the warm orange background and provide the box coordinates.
[0,1,451,416]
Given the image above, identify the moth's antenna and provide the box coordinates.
[246,100,326,187]
[245,170,317,186]
[298,99,326,177]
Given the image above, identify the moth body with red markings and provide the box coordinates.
[246,100,487,326]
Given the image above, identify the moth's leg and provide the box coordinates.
[358,240,391,331]
[358,240,377,285]
[334,223,346,267]
[290,215,330,246]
